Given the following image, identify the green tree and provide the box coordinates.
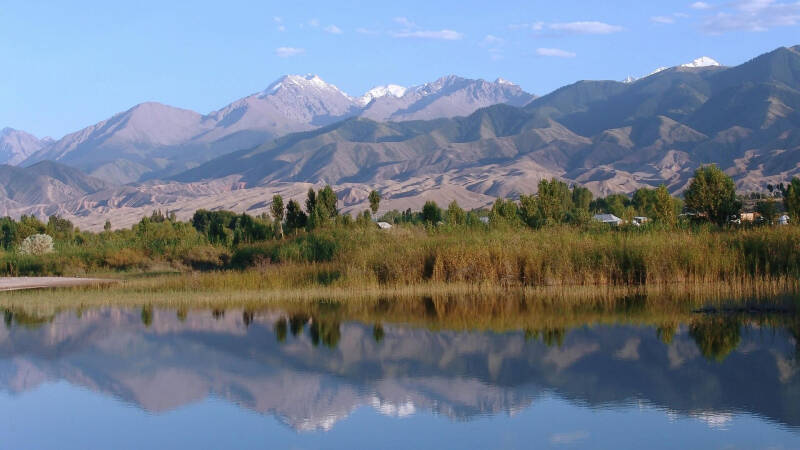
[368,190,381,216]
[271,195,285,239]
[571,186,593,211]
[605,194,630,218]
[103,220,112,233]
[652,185,677,226]
[305,188,317,215]
[489,198,519,227]
[537,178,573,225]
[785,178,800,221]
[421,201,442,225]
[519,194,541,228]
[46,215,74,241]
[285,200,307,233]
[1,218,17,250]
[16,215,46,242]
[318,186,338,218]
[357,210,373,227]
[622,206,636,225]
[307,203,329,230]
[756,198,778,224]
[445,200,466,225]
[684,165,741,225]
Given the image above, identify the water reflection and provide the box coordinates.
[0,296,798,436]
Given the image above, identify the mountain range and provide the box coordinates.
[2,45,800,230]
[177,46,800,196]
[19,75,534,184]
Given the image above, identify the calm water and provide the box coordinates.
[0,298,799,449]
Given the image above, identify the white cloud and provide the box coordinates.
[394,17,416,28]
[273,16,283,23]
[390,17,463,40]
[481,35,505,60]
[356,27,379,35]
[392,29,464,40]
[536,47,577,58]
[481,34,505,46]
[275,47,305,58]
[651,16,676,24]
[509,21,545,31]
[308,18,320,27]
[702,0,800,33]
[324,25,342,34]
[691,2,713,9]
[277,25,286,32]
[549,21,624,34]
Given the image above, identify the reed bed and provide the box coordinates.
[1,274,796,330]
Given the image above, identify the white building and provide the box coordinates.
[778,215,790,226]
[594,214,623,226]
[376,221,393,230]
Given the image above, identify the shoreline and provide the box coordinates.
[0,277,116,292]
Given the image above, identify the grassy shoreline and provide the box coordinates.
[3,226,800,286]
[1,271,796,315]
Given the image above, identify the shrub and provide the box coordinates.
[18,234,54,256]
[182,245,231,270]
[104,248,149,270]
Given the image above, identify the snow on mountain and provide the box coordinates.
[21,74,535,183]
[681,56,721,68]
[638,57,721,81]
[360,75,535,122]
[649,67,669,76]
[357,85,408,106]
[262,74,352,99]
[622,76,637,84]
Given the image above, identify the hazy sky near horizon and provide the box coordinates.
[3,0,800,138]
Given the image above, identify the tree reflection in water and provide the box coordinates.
[689,317,743,362]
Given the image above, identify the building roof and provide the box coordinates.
[594,214,622,223]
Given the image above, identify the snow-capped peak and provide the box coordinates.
[357,84,407,106]
[495,77,516,86]
[622,75,637,84]
[680,56,721,68]
[649,67,669,76]
[263,74,349,98]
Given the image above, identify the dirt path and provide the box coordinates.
[0,277,116,292]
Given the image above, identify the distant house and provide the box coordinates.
[740,212,757,222]
[593,214,623,226]
[376,221,393,230]
[633,216,649,226]
[779,215,790,226]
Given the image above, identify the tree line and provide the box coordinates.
[1,167,799,258]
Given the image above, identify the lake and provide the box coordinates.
[0,293,799,449]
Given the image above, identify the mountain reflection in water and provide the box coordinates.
[0,296,798,439]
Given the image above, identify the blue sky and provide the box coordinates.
[2,0,800,138]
